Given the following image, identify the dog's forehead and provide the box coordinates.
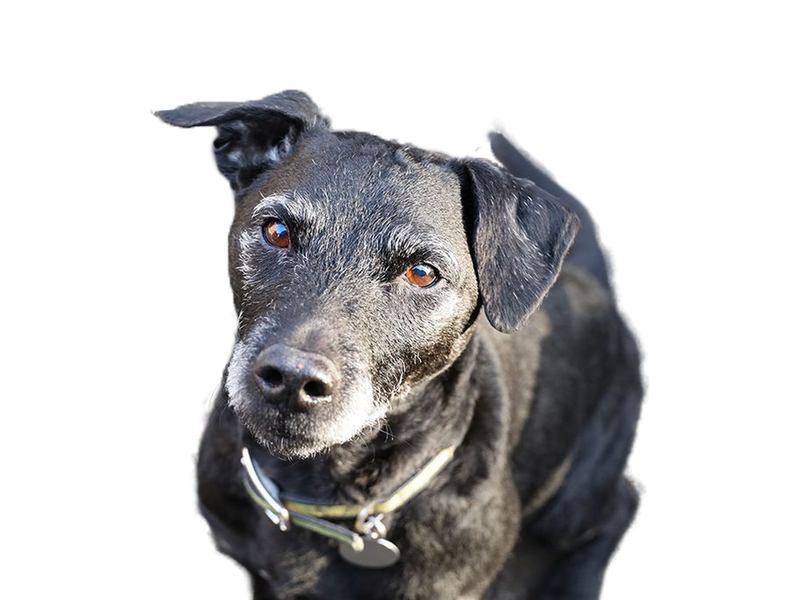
[243,132,465,235]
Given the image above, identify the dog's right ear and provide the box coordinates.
[156,90,329,191]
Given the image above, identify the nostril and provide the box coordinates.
[302,379,329,399]
[260,367,284,388]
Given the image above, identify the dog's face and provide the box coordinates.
[158,91,578,459]
[224,133,480,457]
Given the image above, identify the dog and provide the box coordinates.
[157,90,643,599]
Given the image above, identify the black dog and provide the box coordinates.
[157,90,643,599]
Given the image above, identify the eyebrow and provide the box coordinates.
[251,191,319,223]
[252,192,283,215]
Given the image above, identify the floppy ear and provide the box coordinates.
[460,159,580,333]
[156,90,329,191]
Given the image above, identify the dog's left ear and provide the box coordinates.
[156,90,329,191]
[458,159,580,333]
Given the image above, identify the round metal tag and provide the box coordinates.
[339,536,401,568]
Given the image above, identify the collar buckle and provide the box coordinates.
[241,447,291,531]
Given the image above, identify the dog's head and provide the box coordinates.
[157,91,578,459]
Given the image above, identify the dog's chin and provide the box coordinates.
[248,427,330,460]
[231,397,386,461]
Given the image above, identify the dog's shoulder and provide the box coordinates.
[493,262,628,497]
[536,260,629,415]
[545,262,616,328]
[483,260,618,388]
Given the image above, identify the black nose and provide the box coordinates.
[253,344,338,409]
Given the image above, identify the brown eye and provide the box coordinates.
[405,264,438,288]
[263,219,290,248]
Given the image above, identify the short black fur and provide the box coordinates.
[157,91,643,600]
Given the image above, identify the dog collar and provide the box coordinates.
[241,445,456,568]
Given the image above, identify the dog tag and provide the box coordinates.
[338,536,401,568]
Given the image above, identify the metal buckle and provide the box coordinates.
[241,447,291,531]
[355,502,387,539]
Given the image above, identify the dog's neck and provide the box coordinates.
[247,327,503,507]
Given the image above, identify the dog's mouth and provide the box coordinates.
[238,405,324,457]
[235,395,386,459]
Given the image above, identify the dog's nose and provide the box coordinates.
[253,344,338,409]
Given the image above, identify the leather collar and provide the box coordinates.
[241,445,456,555]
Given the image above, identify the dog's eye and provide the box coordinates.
[263,219,290,248]
[405,264,438,288]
